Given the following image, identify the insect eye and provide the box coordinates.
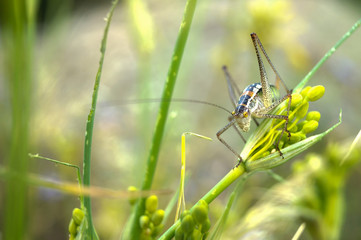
[243,112,248,118]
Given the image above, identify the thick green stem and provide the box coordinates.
[159,165,246,239]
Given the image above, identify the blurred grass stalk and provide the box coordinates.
[123,0,198,238]
[0,0,37,239]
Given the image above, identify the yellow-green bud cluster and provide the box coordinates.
[248,85,325,161]
[279,85,324,149]
[175,200,211,240]
[140,195,165,239]
[128,186,138,205]
[68,208,85,240]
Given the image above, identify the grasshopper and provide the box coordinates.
[216,33,292,163]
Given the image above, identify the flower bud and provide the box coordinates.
[307,85,325,101]
[295,102,309,119]
[192,204,208,224]
[151,223,164,238]
[175,225,184,240]
[306,111,321,121]
[288,124,298,133]
[139,215,150,229]
[191,229,202,239]
[201,219,211,233]
[68,219,77,235]
[301,86,311,97]
[152,209,164,226]
[145,195,158,214]
[290,93,303,108]
[289,132,306,144]
[128,186,138,205]
[181,214,195,234]
[72,208,84,225]
[180,210,190,220]
[302,120,319,134]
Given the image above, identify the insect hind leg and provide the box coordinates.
[216,117,244,164]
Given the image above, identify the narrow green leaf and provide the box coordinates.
[82,1,119,239]
[126,0,198,238]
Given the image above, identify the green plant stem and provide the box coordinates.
[82,1,119,239]
[159,165,246,239]
[295,18,361,91]
[126,0,198,238]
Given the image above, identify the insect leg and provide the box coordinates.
[250,33,273,108]
[253,92,292,157]
[216,117,243,162]
[251,33,291,95]
[228,116,247,143]
[222,66,241,108]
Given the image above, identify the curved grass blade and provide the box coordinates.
[126,0,199,238]
[82,1,119,238]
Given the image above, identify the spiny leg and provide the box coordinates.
[250,33,291,96]
[216,117,243,163]
[228,116,247,143]
[250,33,273,108]
[222,66,241,108]
[253,92,293,157]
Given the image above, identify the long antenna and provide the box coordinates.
[100,98,233,115]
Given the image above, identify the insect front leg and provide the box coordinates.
[216,117,244,163]
[253,92,292,157]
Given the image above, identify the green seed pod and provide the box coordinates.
[152,209,164,226]
[290,93,303,108]
[72,208,84,225]
[288,124,298,133]
[295,101,309,119]
[300,86,312,97]
[175,225,184,240]
[307,85,325,101]
[181,214,195,234]
[192,205,208,224]
[302,120,319,134]
[68,219,77,235]
[181,210,190,221]
[201,219,211,233]
[139,215,150,229]
[69,235,75,240]
[306,111,321,121]
[145,195,158,214]
[289,132,306,144]
[191,229,202,240]
[128,186,138,205]
[151,223,164,238]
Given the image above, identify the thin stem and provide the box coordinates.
[295,19,361,91]
[159,165,246,239]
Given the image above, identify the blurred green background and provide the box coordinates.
[1,0,360,239]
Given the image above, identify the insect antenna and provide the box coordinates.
[100,98,233,115]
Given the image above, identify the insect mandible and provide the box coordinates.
[216,33,292,163]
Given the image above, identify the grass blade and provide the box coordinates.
[126,0,199,238]
[82,1,119,238]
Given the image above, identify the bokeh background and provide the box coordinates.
[1,0,361,239]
